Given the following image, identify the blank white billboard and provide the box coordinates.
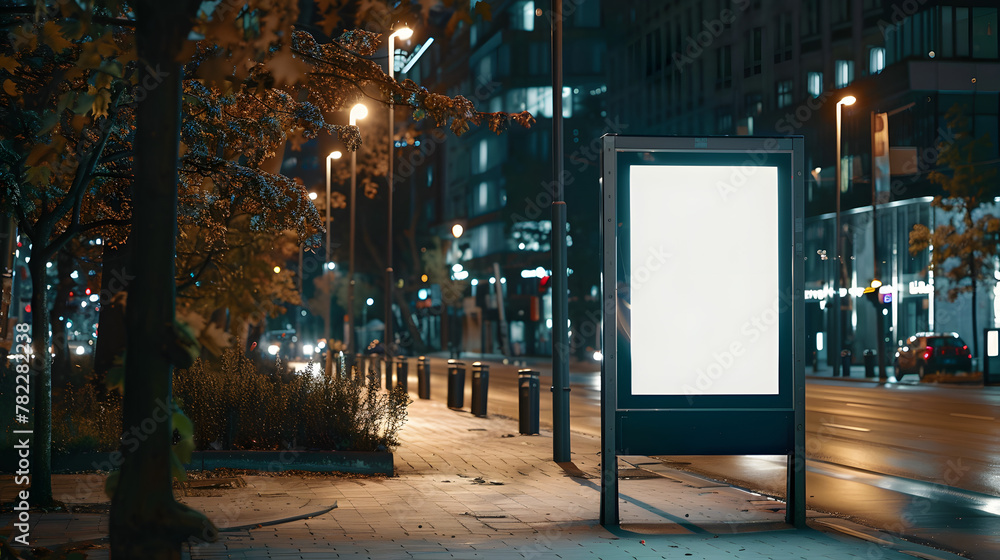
[629,165,780,396]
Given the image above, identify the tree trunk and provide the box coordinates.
[94,216,130,381]
[27,242,53,506]
[109,3,215,557]
[971,264,978,365]
[394,286,426,354]
[50,247,73,388]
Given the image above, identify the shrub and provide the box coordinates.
[51,383,123,454]
[172,346,409,452]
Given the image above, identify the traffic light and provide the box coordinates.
[863,280,891,312]
[538,275,552,294]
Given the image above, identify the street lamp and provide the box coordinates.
[833,94,856,376]
[385,26,412,360]
[324,151,342,344]
[347,103,368,354]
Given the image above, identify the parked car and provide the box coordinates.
[894,332,973,379]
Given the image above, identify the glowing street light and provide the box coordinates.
[832,94,856,375]
[347,103,367,353]
[386,26,412,361]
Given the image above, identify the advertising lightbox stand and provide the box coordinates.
[600,135,806,528]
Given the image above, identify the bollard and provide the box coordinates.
[384,355,393,390]
[518,369,539,435]
[355,353,365,380]
[840,349,851,377]
[337,352,349,377]
[395,357,408,393]
[471,362,490,417]
[447,359,466,409]
[864,349,876,378]
[417,356,430,399]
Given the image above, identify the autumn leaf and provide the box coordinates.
[42,21,74,53]
[0,55,19,73]
[264,45,309,86]
[318,9,342,38]
[473,1,493,21]
[3,79,17,96]
[92,88,112,117]
[25,164,52,186]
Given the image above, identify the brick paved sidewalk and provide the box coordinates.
[2,395,967,559]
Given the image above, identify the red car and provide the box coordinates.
[894,332,973,379]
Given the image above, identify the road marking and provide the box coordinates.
[949,412,995,421]
[820,422,871,433]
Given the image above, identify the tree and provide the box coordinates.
[1,3,135,506]
[910,104,1000,360]
[3,0,532,554]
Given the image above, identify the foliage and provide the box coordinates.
[173,345,409,452]
[51,382,122,454]
[420,237,468,307]
[910,104,1000,353]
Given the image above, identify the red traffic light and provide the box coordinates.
[538,275,552,293]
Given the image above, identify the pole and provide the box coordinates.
[386,35,397,360]
[348,148,357,354]
[871,111,887,379]
[550,0,570,462]
[298,237,304,357]
[325,156,333,345]
[833,102,842,376]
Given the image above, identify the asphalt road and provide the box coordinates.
[397,356,1000,559]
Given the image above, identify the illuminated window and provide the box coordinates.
[835,60,854,88]
[807,72,823,97]
[511,1,534,31]
[869,47,885,74]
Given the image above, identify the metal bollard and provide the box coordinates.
[447,359,466,409]
[471,362,489,417]
[417,356,430,399]
[354,353,365,379]
[864,349,876,378]
[395,357,408,393]
[518,369,539,435]
[384,355,393,390]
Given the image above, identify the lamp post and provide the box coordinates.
[386,26,412,361]
[348,103,368,354]
[363,297,374,349]
[550,0,570,463]
[301,191,319,357]
[833,95,856,376]
[324,152,342,345]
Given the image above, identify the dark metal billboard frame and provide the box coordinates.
[600,135,806,528]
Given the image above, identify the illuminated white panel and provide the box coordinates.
[629,165,780,396]
[988,330,999,358]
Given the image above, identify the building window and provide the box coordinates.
[776,80,793,108]
[744,93,762,117]
[744,27,762,77]
[716,46,732,89]
[807,72,823,98]
[834,60,854,88]
[869,47,885,74]
[572,0,601,28]
[774,13,793,63]
[528,43,549,75]
[832,0,850,24]
[801,0,819,37]
[511,1,535,31]
[716,110,732,134]
[972,8,999,59]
